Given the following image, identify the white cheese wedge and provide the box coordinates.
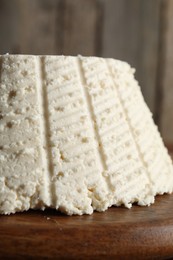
[0,55,173,215]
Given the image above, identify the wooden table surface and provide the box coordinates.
[0,193,173,259]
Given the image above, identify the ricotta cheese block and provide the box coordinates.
[0,54,173,215]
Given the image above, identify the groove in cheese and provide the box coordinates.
[0,55,173,215]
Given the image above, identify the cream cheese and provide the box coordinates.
[0,55,173,215]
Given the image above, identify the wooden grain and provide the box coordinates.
[0,0,21,54]
[102,0,160,113]
[0,194,173,259]
[0,0,58,55]
[159,0,173,144]
[19,0,58,55]
[56,0,103,56]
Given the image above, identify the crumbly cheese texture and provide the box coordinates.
[0,55,173,215]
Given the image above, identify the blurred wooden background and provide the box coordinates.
[0,0,173,144]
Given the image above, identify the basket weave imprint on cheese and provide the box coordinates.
[0,55,173,215]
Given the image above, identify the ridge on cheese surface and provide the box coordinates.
[0,54,173,215]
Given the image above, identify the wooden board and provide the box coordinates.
[159,0,173,143]
[0,194,173,259]
[102,0,161,113]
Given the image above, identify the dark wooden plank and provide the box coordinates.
[0,0,103,56]
[19,0,58,55]
[159,0,173,144]
[102,0,161,113]
[0,0,58,55]
[0,0,21,54]
[56,0,103,56]
[0,194,173,259]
